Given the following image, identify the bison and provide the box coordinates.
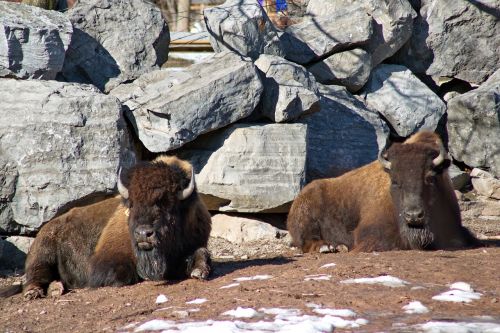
[0,156,212,299]
[287,131,479,253]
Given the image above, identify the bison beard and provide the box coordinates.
[287,131,480,253]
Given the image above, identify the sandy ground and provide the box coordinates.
[0,245,499,332]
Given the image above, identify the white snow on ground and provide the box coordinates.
[258,308,302,317]
[402,301,429,314]
[155,294,168,304]
[312,308,357,317]
[220,283,240,289]
[340,275,410,287]
[432,282,482,303]
[131,307,368,332]
[186,298,207,305]
[222,307,260,319]
[320,263,336,269]
[416,321,500,333]
[449,282,474,292]
[233,275,273,282]
[304,274,332,281]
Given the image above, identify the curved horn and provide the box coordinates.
[378,140,392,170]
[117,168,129,200]
[432,143,448,167]
[178,167,195,200]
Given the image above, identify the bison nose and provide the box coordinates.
[134,225,155,242]
[404,209,425,226]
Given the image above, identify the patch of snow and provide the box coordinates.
[135,319,174,331]
[233,275,273,282]
[131,308,369,332]
[259,307,302,317]
[312,308,356,317]
[186,298,207,305]
[220,283,240,289]
[320,263,336,269]
[155,294,168,304]
[432,289,482,303]
[341,275,409,287]
[222,307,260,318]
[304,274,331,281]
[416,321,500,333]
[449,282,473,292]
[402,301,429,314]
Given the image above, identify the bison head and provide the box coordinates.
[117,161,195,280]
[379,139,451,248]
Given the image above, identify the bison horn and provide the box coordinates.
[432,143,448,167]
[179,168,195,200]
[117,168,129,200]
[378,148,391,170]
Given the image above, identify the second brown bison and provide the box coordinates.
[287,131,479,253]
[1,156,211,299]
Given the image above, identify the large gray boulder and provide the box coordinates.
[0,79,135,234]
[204,0,284,60]
[111,51,263,153]
[298,84,389,180]
[394,0,500,85]
[306,0,416,66]
[59,0,170,92]
[282,6,372,65]
[0,236,33,273]
[0,2,72,80]
[447,69,500,178]
[254,54,320,123]
[307,48,372,92]
[360,64,446,137]
[179,123,307,213]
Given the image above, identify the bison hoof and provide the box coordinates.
[24,287,45,300]
[190,268,209,280]
[48,281,65,298]
[319,245,335,253]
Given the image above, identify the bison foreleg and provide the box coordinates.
[185,247,211,280]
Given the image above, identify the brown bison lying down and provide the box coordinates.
[287,131,479,253]
[0,156,211,299]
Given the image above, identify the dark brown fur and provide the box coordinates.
[287,131,479,253]
[0,156,211,299]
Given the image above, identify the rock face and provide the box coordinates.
[254,54,320,122]
[111,51,263,153]
[0,236,33,272]
[395,0,500,85]
[59,0,170,92]
[306,0,416,66]
[447,69,500,178]
[470,169,500,200]
[0,2,72,80]
[307,48,372,92]
[204,0,284,60]
[282,6,372,65]
[179,123,307,213]
[360,64,446,137]
[211,214,288,244]
[0,79,134,234]
[298,84,389,180]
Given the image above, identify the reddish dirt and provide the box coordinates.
[1,247,499,332]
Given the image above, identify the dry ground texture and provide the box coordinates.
[0,245,499,332]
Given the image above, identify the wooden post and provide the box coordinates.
[177,0,191,32]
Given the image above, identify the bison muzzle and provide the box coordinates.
[0,156,212,300]
[287,131,480,253]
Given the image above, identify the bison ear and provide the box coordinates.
[117,167,129,200]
